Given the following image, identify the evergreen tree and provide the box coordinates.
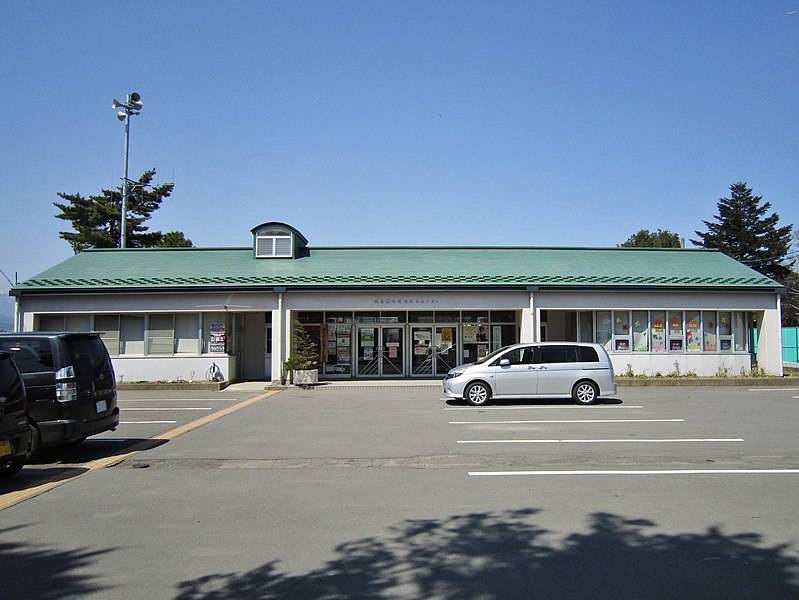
[158,231,194,248]
[691,182,793,281]
[54,169,181,252]
[619,229,681,248]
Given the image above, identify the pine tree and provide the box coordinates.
[54,169,182,252]
[692,182,793,281]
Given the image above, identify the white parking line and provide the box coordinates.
[449,418,684,425]
[469,468,799,477]
[444,405,644,411]
[119,399,240,403]
[747,388,799,392]
[457,438,743,444]
[119,420,178,424]
[121,407,213,411]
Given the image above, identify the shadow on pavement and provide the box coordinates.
[32,438,168,466]
[0,525,114,598]
[175,509,799,599]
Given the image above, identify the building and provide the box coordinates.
[10,222,785,383]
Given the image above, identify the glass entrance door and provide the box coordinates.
[435,326,458,374]
[411,327,434,375]
[356,326,405,377]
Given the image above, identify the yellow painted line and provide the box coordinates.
[0,390,279,511]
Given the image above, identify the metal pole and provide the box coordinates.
[121,106,131,248]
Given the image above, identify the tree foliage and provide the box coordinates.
[158,231,194,248]
[691,182,793,281]
[619,229,682,248]
[54,169,190,252]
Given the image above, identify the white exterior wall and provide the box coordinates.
[14,287,783,381]
[534,289,780,376]
[111,355,235,383]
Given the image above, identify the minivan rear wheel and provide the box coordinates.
[465,382,491,406]
[572,381,598,405]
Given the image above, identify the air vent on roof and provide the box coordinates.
[256,234,293,258]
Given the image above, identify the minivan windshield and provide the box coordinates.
[474,345,512,365]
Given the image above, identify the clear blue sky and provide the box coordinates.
[1,0,798,293]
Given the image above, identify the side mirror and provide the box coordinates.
[499,358,510,367]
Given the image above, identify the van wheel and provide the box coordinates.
[572,381,598,405]
[0,458,25,478]
[465,382,491,406]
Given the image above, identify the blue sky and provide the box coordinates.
[1,0,798,296]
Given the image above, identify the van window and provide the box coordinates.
[67,337,109,376]
[539,345,578,363]
[0,339,54,373]
[494,347,534,366]
[577,346,600,362]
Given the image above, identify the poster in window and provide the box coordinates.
[360,329,375,347]
[463,325,477,343]
[209,322,226,353]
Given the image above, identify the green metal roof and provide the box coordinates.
[12,245,780,294]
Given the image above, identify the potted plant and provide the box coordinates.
[283,320,319,386]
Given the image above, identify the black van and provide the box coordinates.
[0,351,31,477]
[0,333,119,454]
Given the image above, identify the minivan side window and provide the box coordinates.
[577,346,600,362]
[0,340,54,373]
[539,346,578,363]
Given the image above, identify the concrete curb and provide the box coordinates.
[114,378,799,391]
[616,377,799,387]
[117,381,228,391]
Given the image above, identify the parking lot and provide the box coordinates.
[1,384,798,599]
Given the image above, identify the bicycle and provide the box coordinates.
[206,362,224,382]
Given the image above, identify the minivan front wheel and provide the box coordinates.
[465,382,491,406]
[572,381,599,405]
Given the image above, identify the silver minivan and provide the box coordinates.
[442,342,616,406]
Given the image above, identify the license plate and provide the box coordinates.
[96,400,108,413]
[0,440,11,458]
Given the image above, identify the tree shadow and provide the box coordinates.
[0,525,114,598]
[175,509,799,599]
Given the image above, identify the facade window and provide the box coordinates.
[702,311,718,352]
[613,311,630,352]
[668,311,684,352]
[120,315,145,355]
[578,311,594,343]
[37,314,66,331]
[95,315,120,356]
[175,314,200,354]
[685,311,701,353]
[718,311,733,352]
[651,311,666,353]
[595,311,612,350]
[66,314,91,331]
[632,311,649,352]
[147,314,175,355]
[733,313,749,352]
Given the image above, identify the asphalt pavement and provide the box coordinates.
[1,384,798,599]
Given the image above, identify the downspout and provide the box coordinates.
[278,291,284,383]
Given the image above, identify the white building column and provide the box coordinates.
[270,291,288,384]
[520,289,536,342]
[756,297,784,376]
